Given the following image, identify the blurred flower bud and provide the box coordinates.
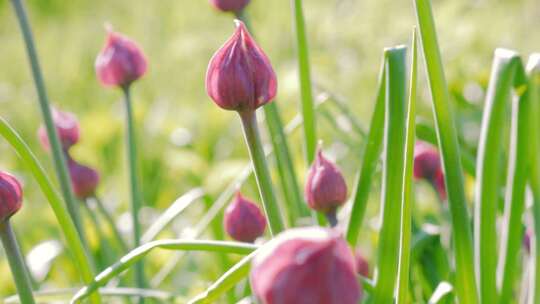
[433,170,447,201]
[38,108,80,151]
[413,141,442,181]
[209,0,250,13]
[67,158,100,200]
[305,148,347,213]
[206,20,277,112]
[0,171,23,223]
[250,227,361,304]
[355,250,369,278]
[224,192,266,243]
[95,26,148,88]
[524,228,532,254]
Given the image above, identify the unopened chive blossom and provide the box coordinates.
[38,108,80,151]
[0,171,36,304]
[305,147,347,225]
[413,141,446,200]
[95,26,148,88]
[224,192,267,243]
[209,0,250,13]
[250,227,361,304]
[355,249,370,278]
[67,157,100,200]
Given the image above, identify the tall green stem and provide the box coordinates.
[0,221,36,304]
[239,111,285,235]
[92,196,129,252]
[122,86,146,295]
[9,0,87,249]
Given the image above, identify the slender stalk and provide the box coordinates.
[0,221,36,304]
[239,111,285,234]
[92,196,129,252]
[0,117,100,304]
[9,0,87,250]
[291,0,317,165]
[121,86,146,294]
[413,0,478,302]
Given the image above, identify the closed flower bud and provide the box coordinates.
[209,0,250,13]
[355,250,369,278]
[433,170,447,201]
[224,192,266,243]
[413,141,442,181]
[305,148,348,213]
[95,26,148,88]
[524,228,532,254]
[206,20,277,112]
[38,108,80,151]
[67,158,100,200]
[0,172,23,223]
[250,227,361,304]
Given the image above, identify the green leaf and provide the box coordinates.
[70,240,257,303]
[413,0,478,302]
[373,45,408,303]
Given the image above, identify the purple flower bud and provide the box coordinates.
[413,141,442,181]
[524,228,532,254]
[433,170,447,201]
[206,20,277,112]
[0,171,23,223]
[305,149,348,213]
[355,249,369,278]
[67,158,100,200]
[38,108,80,151]
[95,26,148,88]
[209,0,250,13]
[250,227,362,304]
[224,192,266,243]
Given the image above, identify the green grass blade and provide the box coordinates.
[141,188,205,243]
[397,29,417,304]
[0,117,100,304]
[345,56,386,247]
[187,251,256,304]
[497,56,529,304]
[413,0,478,302]
[291,0,317,165]
[474,49,520,304]
[373,45,408,304]
[526,54,540,304]
[70,240,257,303]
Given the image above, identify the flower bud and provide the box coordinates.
[305,148,348,213]
[0,171,23,223]
[209,0,250,13]
[95,26,148,88]
[413,141,442,181]
[206,20,277,112]
[38,108,80,151]
[355,250,369,278]
[250,227,361,304]
[224,192,266,243]
[67,158,100,200]
[433,170,447,201]
[524,228,532,254]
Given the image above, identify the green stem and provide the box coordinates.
[9,0,87,253]
[92,196,129,252]
[0,221,36,304]
[239,111,285,235]
[291,0,317,165]
[121,86,146,294]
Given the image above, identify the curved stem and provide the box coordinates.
[122,86,146,294]
[239,111,285,235]
[0,221,36,304]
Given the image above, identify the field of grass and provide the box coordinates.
[0,0,539,302]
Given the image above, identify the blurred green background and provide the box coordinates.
[0,0,538,301]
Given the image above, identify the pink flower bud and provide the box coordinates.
[67,158,100,200]
[206,20,277,112]
[305,149,348,213]
[0,172,23,223]
[413,141,442,181]
[433,169,447,201]
[250,227,362,304]
[95,27,148,88]
[355,250,369,278]
[224,192,266,243]
[38,108,80,151]
[524,228,532,254]
[209,0,250,12]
